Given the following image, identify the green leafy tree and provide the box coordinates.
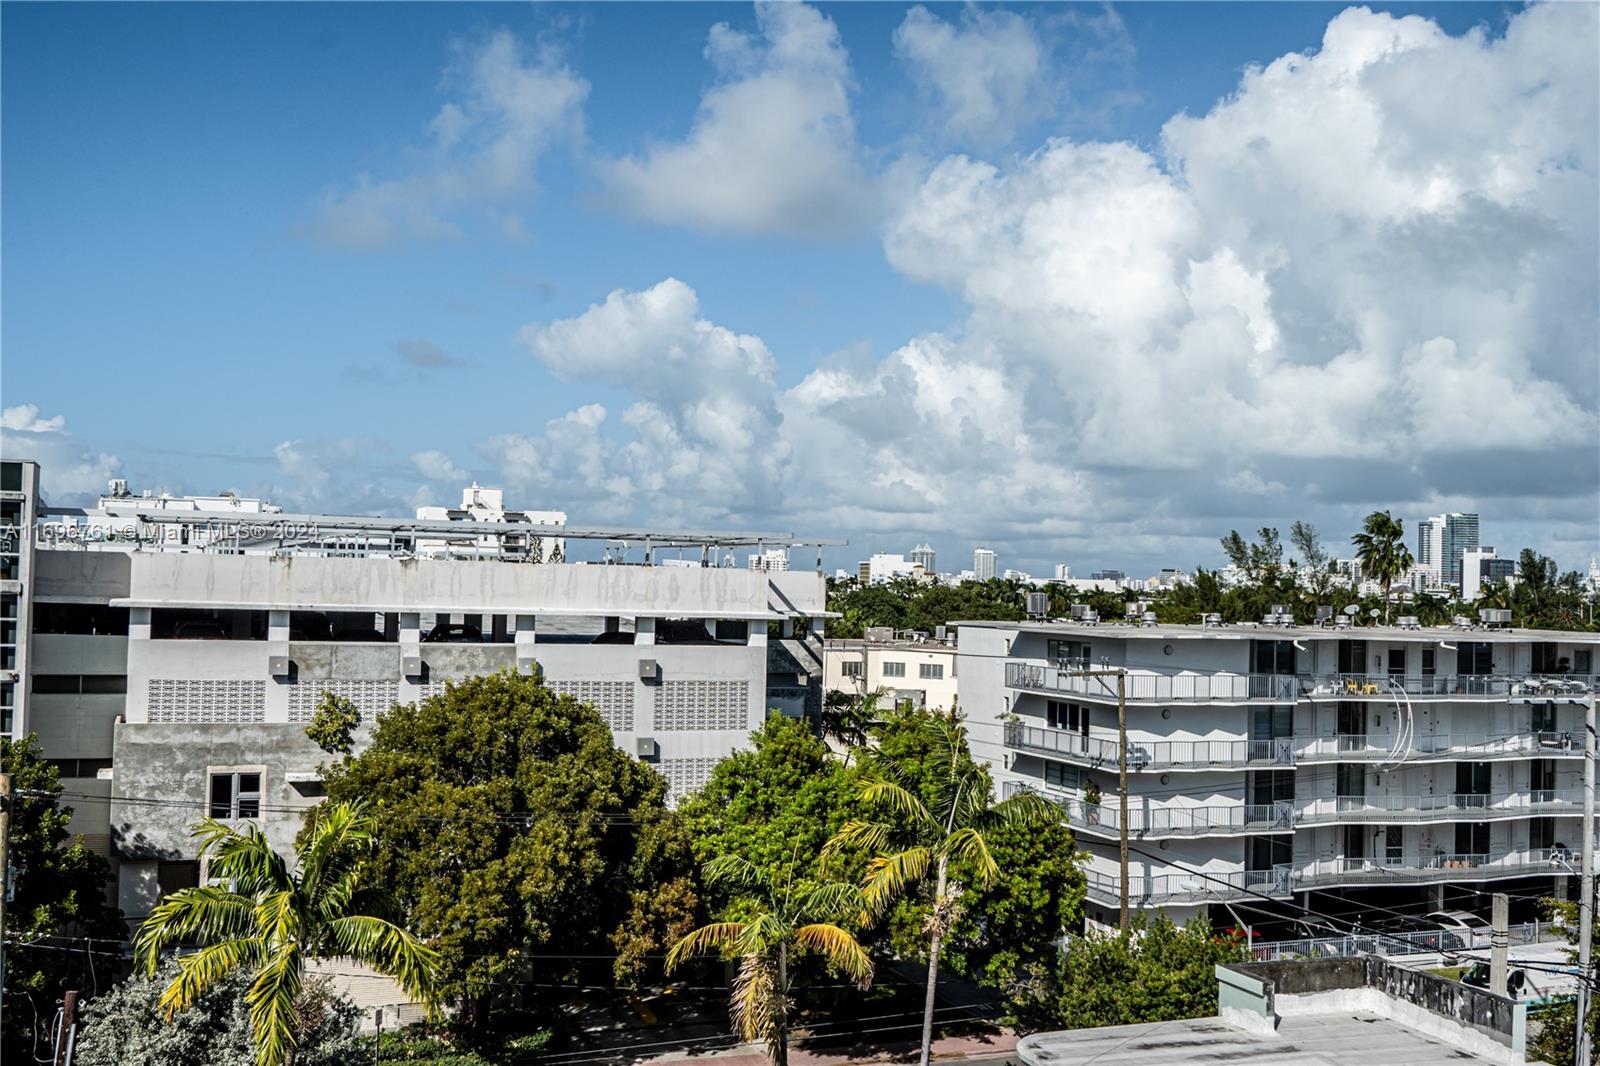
[678,715,860,896]
[75,967,360,1066]
[0,736,122,1060]
[319,671,696,1032]
[303,692,361,755]
[820,689,883,754]
[1004,914,1247,1032]
[1529,897,1597,1066]
[666,856,873,1066]
[133,802,439,1066]
[827,712,1061,1066]
[1351,511,1414,623]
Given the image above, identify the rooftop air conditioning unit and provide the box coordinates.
[865,626,895,643]
[1027,592,1050,618]
[1334,615,1352,629]
[1126,603,1142,619]
[1202,612,1222,628]
[934,625,948,642]
[1452,615,1474,630]
[1479,609,1512,627]
[1315,605,1334,625]
[1141,611,1158,627]
[1070,604,1092,621]
[1397,616,1421,630]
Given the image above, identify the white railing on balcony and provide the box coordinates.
[1297,849,1561,888]
[1294,790,1583,824]
[1082,864,1295,905]
[1009,780,1295,837]
[1002,722,1294,768]
[1006,662,1597,704]
[1005,662,1305,703]
[1296,731,1579,762]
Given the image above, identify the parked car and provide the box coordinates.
[173,619,228,640]
[1427,909,1487,949]
[332,627,388,643]
[422,623,483,644]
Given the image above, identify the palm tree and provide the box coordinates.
[1351,511,1414,623]
[666,855,873,1066]
[826,714,1060,1066]
[134,801,440,1066]
[820,688,884,756]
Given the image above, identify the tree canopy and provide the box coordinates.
[0,735,123,1061]
[319,670,699,1028]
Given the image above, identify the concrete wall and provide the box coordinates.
[114,552,825,617]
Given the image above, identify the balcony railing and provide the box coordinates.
[1296,849,1561,888]
[1003,722,1293,769]
[1010,781,1294,837]
[1296,731,1579,762]
[1005,662,1598,705]
[1295,790,1583,825]
[1083,864,1295,906]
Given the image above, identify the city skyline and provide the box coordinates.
[4,2,1597,577]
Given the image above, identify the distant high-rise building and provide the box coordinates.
[1054,564,1072,580]
[747,548,790,572]
[1090,569,1126,582]
[1420,513,1479,587]
[910,543,936,573]
[1462,547,1515,602]
[973,547,996,582]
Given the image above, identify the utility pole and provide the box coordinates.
[0,771,11,1033]
[1578,692,1595,1066]
[1490,893,1508,997]
[54,989,79,1066]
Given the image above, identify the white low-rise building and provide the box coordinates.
[957,616,1600,930]
[4,460,836,921]
[825,629,959,714]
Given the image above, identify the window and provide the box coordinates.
[840,660,863,678]
[919,663,944,680]
[1044,761,1079,790]
[1337,640,1367,675]
[1384,825,1403,862]
[47,758,113,778]
[1531,759,1556,794]
[1455,821,1488,857]
[1531,817,1556,851]
[1455,761,1490,797]
[1421,649,1436,676]
[1336,763,1365,798]
[32,603,130,636]
[1249,835,1292,871]
[0,462,21,492]
[209,771,262,819]
[881,661,906,678]
[1047,639,1084,665]
[31,675,127,695]
[1532,643,1561,674]
[1387,648,1406,677]
[1251,640,1296,675]
[1577,649,1593,675]
[1248,770,1294,804]
[1532,703,1558,733]
[1047,700,1086,734]
[1343,824,1366,859]
[1459,642,1494,676]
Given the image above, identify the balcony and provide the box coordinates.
[1295,790,1583,825]
[1006,662,1304,703]
[1296,731,1580,763]
[1083,864,1294,907]
[1296,849,1562,889]
[1009,780,1294,838]
[1005,662,1597,706]
[1003,722,1294,770]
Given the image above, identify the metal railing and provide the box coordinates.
[1005,662,1598,704]
[1037,793,1296,837]
[1002,723,1294,768]
[1294,790,1583,825]
[1296,731,1579,762]
[1083,864,1295,905]
[1296,849,1561,888]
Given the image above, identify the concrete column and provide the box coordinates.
[635,617,656,646]
[268,610,290,642]
[399,613,422,701]
[129,607,152,641]
[515,615,537,674]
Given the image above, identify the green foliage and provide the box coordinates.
[320,671,698,1025]
[133,802,440,1066]
[826,576,1025,638]
[678,715,861,902]
[1007,914,1248,1032]
[1351,510,1414,621]
[1528,898,1594,1066]
[304,691,362,754]
[74,967,360,1066]
[0,735,122,1060]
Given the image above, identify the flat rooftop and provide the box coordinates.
[955,617,1600,645]
[1017,1012,1513,1066]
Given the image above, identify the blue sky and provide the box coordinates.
[3,2,1595,577]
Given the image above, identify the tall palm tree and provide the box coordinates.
[134,801,440,1066]
[1351,511,1414,623]
[666,855,873,1066]
[826,715,1059,1066]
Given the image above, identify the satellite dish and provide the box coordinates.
[1369,608,1381,618]
[1343,604,1360,616]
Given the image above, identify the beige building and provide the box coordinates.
[825,628,959,713]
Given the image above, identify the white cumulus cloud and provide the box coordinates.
[893,5,1052,147]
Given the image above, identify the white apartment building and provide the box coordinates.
[1462,547,1516,602]
[958,616,1599,931]
[910,544,936,573]
[974,548,997,582]
[857,552,926,585]
[4,460,834,921]
[747,548,791,572]
[825,628,959,714]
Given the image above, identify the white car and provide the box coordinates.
[1427,909,1487,949]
